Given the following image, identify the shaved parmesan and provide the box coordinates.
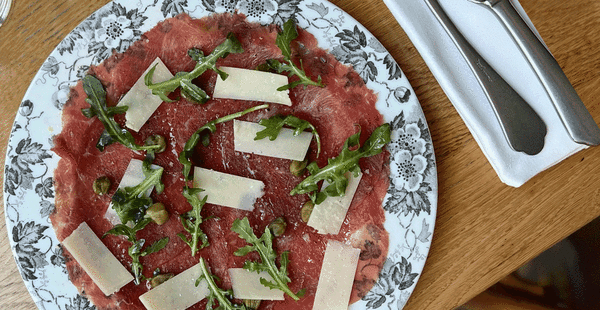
[212,66,292,106]
[307,172,363,235]
[104,159,161,226]
[312,241,360,310]
[193,167,265,211]
[233,120,312,161]
[62,222,133,296]
[228,268,285,301]
[117,57,174,132]
[139,263,209,310]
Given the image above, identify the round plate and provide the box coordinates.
[3,0,437,309]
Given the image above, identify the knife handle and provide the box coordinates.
[486,0,600,145]
[425,0,547,155]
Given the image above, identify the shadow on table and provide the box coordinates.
[457,216,600,310]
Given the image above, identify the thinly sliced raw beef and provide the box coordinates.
[52,13,390,310]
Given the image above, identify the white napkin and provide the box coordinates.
[382,0,588,187]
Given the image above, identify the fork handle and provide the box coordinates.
[481,0,600,145]
[425,0,547,155]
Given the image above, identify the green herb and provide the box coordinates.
[104,218,169,284]
[111,154,165,225]
[290,123,391,204]
[81,75,163,152]
[176,104,269,257]
[232,217,305,301]
[177,188,209,256]
[254,115,321,157]
[197,257,247,310]
[178,104,269,181]
[145,32,243,104]
[265,19,324,91]
[105,153,168,284]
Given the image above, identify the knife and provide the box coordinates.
[468,0,600,146]
[425,0,547,155]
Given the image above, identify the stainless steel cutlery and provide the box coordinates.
[468,0,600,146]
[425,0,547,155]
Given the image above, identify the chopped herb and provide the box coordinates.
[81,75,163,152]
[177,188,209,256]
[232,217,305,301]
[290,123,391,204]
[104,218,169,285]
[254,114,321,157]
[111,154,165,225]
[178,104,269,181]
[197,257,247,310]
[145,32,243,104]
[265,19,324,91]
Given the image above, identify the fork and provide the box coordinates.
[0,0,12,27]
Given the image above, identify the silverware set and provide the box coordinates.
[425,0,600,155]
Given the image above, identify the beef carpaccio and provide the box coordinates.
[51,13,390,310]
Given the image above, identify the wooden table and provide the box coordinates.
[1,0,599,309]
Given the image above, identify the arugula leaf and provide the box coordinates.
[197,257,247,310]
[290,123,391,204]
[177,188,209,256]
[255,114,322,157]
[104,218,169,285]
[265,19,324,91]
[232,217,304,301]
[145,33,243,104]
[178,104,269,181]
[176,104,269,259]
[104,154,168,285]
[111,156,165,225]
[81,75,163,152]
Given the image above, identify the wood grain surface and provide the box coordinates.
[1,0,599,309]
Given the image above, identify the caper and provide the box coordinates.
[244,300,261,309]
[300,201,314,223]
[290,159,308,177]
[255,62,273,72]
[145,134,166,153]
[149,273,174,288]
[92,176,111,195]
[268,217,287,237]
[146,202,169,225]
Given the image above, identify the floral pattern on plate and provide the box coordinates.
[3,1,437,309]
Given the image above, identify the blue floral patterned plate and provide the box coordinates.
[3,0,437,309]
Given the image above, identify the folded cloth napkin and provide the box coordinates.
[382,0,588,187]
